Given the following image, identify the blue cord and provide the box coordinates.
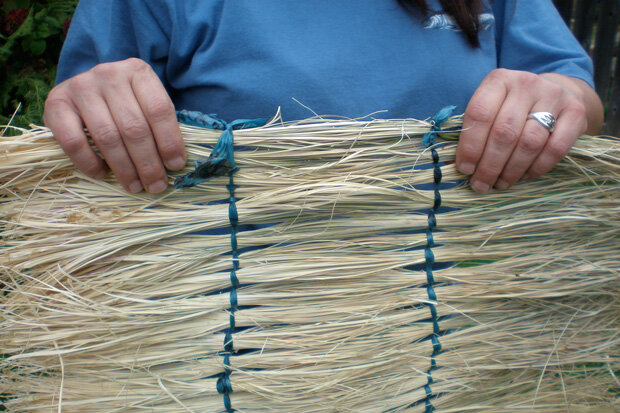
[420,105,454,412]
[176,110,267,412]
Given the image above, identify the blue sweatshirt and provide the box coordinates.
[57,0,594,121]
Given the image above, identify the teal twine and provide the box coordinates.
[421,106,454,412]
[175,110,266,412]
[421,105,456,148]
[174,110,267,189]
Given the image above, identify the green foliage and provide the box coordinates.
[0,0,78,129]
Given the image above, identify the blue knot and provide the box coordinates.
[216,373,233,394]
[174,110,267,188]
[421,105,456,148]
[216,371,234,412]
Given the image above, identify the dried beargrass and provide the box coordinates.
[1,113,619,412]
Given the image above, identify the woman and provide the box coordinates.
[44,0,603,194]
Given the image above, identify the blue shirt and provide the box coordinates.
[57,0,594,121]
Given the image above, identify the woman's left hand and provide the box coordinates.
[456,69,603,193]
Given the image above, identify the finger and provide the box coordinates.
[44,92,108,180]
[101,81,169,194]
[468,87,535,193]
[71,83,143,193]
[526,102,586,179]
[457,70,508,176]
[495,104,560,190]
[132,65,186,171]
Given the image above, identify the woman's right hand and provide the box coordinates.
[43,58,186,193]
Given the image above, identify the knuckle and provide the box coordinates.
[467,102,493,124]
[124,57,150,71]
[487,68,510,81]
[475,164,501,180]
[93,125,122,149]
[145,98,174,123]
[81,163,104,178]
[498,171,518,182]
[491,122,519,146]
[519,130,546,153]
[457,143,484,166]
[545,81,563,97]
[92,59,150,80]
[58,134,85,154]
[567,99,587,118]
[120,117,151,141]
[517,71,539,88]
[486,68,526,85]
[68,72,94,91]
[546,140,570,160]
[92,62,118,80]
[578,117,588,133]
[136,163,165,182]
[527,164,546,178]
[44,85,62,102]
[458,142,479,157]
[44,87,71,110]
[566,103,588,133]
[157,140,180,158]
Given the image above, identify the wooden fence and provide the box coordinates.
[554,0,620,136]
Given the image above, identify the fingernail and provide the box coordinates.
[167,156,186,170]
[147,180,167,194]
[471,180,490,193]
[495,179,510,190]
[129,180,143,193]
[459,162,475,175]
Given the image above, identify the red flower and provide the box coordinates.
[3,8,29,36]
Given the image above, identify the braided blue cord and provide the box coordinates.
[420,105,454,412]
[176,110,267,412]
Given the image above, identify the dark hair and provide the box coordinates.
[399,0,483,47]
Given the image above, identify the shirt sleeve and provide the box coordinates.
[56,0,172,86]
[492,0,595,88]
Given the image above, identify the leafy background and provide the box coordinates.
[0,0,78,129]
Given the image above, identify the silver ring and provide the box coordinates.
[530,111,556,133]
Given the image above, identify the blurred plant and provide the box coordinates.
[1,0,78,129]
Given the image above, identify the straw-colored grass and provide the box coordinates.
[1,114,619,412]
